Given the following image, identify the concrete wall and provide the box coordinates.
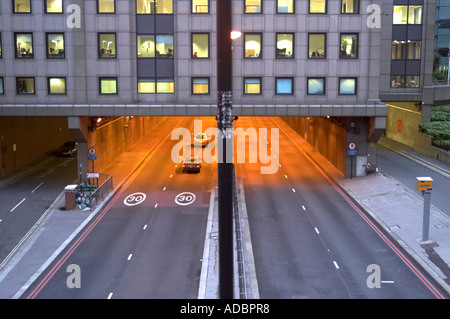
[385,102,422,148]
[0,117,73,178]
[414,131,450,166]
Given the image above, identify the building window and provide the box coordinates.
[46,0,63,13]
[277,0,294,13]
[0,33,2,59]
[13,0,31,13]
[192,33,209,58]
[156,78,174,93]
[308,33,326,58]
[310,0,326,13]
[0,78,4,94]
[192,78,210,95]
[392,40,421,60]
[99,78,117,95]
[391,75,420,88]
[138,78,155,93]
[48,77,66,94]
[156,0,173,14]
[341,0,358,14]
[98,0,115,13]
[192,0,208,13]
[339,78,357,95]
[276,33,294,58]
[98,33,116,58]
[307,77,325,95]
[137,35,155,58]
[46,33,65,59]
[245,0,262,13]
[244,33,262,58]
[244,78,261,95]
[156,35,174,58]
[393,5,422,25]
[15,33,33,59]
[17,77,35,94]
[276,78,293,95]
[340,33,358,59]
[136,0,174,14]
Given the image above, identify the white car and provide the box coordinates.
[194,133,209,147]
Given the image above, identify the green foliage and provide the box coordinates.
[419,105,450,150]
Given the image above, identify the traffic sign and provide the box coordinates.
[88,155,97,160]
[175,192,196,206]
[348,142,356,150]
[87,172,99,179]
[89,148,96,155]
[124,193,147,206]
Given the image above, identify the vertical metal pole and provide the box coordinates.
[422,190,431,242]
[217,0,234,299]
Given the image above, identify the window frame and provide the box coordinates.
[244,32,263,59]
[276,33,295,59]
[97,0,116,14]
[243,77,262,95]
[0,33,2,59]
[155,34,174,58]
[16,77,35,95]
[99,77,118,95]
[339,33,358,59]
[338,77,357,95]
[192,77,210,95]
[98,32,117,59]
[48,77,67,95]
[12,0,32,13]
[46,32,65,59]
[192,0,209,14]
[191,33,210,59]
[14,32,34,59]
[244,0,263,14]
[309,0,327,14]
[0,77,4,95]
[137,35,155,58]
[45,0,64,14]
[307,77,326,95]
[341,0,359,14]
[308,33,327,59]
[275,77,294,95]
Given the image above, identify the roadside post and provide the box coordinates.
[417,177,433,242]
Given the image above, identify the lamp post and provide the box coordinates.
[216,0,234,299]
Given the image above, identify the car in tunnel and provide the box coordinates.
[194,133,209,147]
[57,141,77,157]
[182,156,201,173]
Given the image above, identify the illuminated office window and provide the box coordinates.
[277,0,294,13]
[98,0,115,13]
[408,6,422,24]
[17,77,35,94]
[244,33,262,58]
[138,78,156,93]
[48,77,66,94]
[276,33,294,58]
[156,78,174,93]
[137,0,155,13]
[156,0,173,14]
[15,33,33,59]
[192,0,208,13]
[47,33,65,59]
[192,33,209,58]
[245,0,262,13]
[137,35,155,58]
[307,78,325,95]
[99,78,117,95]
[13,0,31,13]
[341,0,358,13]
[339,78,357,95]
[308,33,326,58]
[192,78,210,95]
[244,78,261,95]
[46,0,63,13]
[98,33,116,58]
[340,33,358,59]
[310,0,326,13]
[156,35,174,58]
[392,41,421,60]
[276,78,293,95]
[393,5,422,24]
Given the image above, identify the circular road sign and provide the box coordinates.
[124,193,147,206]
[89,148,96,155]
[348,142,356,150]
[175,192,196,206]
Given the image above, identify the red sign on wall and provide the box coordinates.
[397,120,402,133]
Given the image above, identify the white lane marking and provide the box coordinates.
[163,187,166,191]
[302,205,306,211]
[31,182,44,194]
[333,261,340,269]
[127,254,133,261]
[154,203,158,208]
[315,227,320,234]
[284,175,288,179]
[381,280,395,284]
[107,293,113,299]
[143,224,147,230]
[10,198,26,212]
[292,188,296,193]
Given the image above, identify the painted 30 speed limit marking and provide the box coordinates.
[124,193,147,206]
[175,192,196,206]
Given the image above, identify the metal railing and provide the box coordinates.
[432,79,450,86]
[76,173,113,208]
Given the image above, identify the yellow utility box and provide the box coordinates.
[417,177,433,191]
